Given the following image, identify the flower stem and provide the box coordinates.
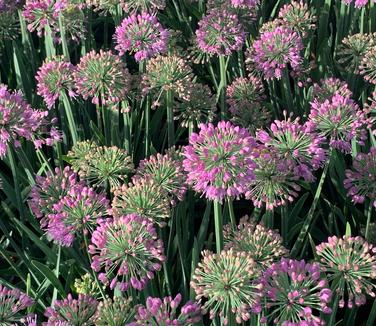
[52,245,61,304]
[328,292,339,326]
[290,150,332,257]
[281,68,294,113]
[213,200,224,253]
[60,91,78,145]
[227,198,236,228]
[365,201,373,241]
[219,55,227,119]
[166,89,174,148]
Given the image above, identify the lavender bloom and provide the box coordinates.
[342,0,371,8]
[89,214,165,291]
[196,8,245,56]
[46,184,110,246]
[312,78,353,103]
[183,121,257,202]
[74,50,131,106]
[257,258,332,325]
[308,94,371,153]
[256,114,327,181]
[191,249,260,324]
[0,84,61,158]
[230,0,259,8]
[129,294,202,325]
[0,284,34,324]
[224,216,289,271]
[251,26,303,79]
[360,45,376,84]
[316,236,376,308]
[87,0,166,13]
[44,294,98,326]
[115,12,169,62]
[36,56,76,108]
[344,148,376,209]
[95,296,134,326]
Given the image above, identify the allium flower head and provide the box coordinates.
[36,56,76,108]
[230,0,259,9]
[195,8,245,56]
[316,236,376,308]
[183,121,257,202]
[337,33,376,73]
[74,273,103,298]
[175,83,216,129]
[46,184,110,246]
[278,1,316,38]
[67,141,134,190]
[0,10,19,44]
[0,84,61,158]
[29,166,81,225]
[256,114,327,181]
[344,148,376,209]
[191,249,259,324]
[44,294,98,326]
[89,214,165,291]
[227,76,271,133]
[251,26,303,79]
[74,50,131,106]
[360,45,376,84]
[308,94,371,152]
[0,284,34,324]
[134,150,187,203]
[95,296,134,326]
[142,55,193,100]
[87,0,166,13]
[224,216,288,271]
[130,294,202,325]
[257,258,332,325]
[342,0,370,8]
[312,78,352,103]
[112,178,170,227]
[115,12,169,62]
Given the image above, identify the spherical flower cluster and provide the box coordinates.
[36,57,76,108]
[142,55,193,100]
[183,121,257,202]
[224,216,288,271]
[46,184,110,246]
[0,0,24,12]
[344,148,376,208]
[0,284,34,324]
[191,249,260,324]
[74,273,103,298]
[0,84,61,158]
[342,0,370,8]
[44,294,98,326]
[134,150,187,203]
[256,115,327,181]
[89,214,165,291]
[308,94,371,152]
[278,0,316,38]
[246,146,302,210]
[196,8,245,56]
[337,33,376,73]
[175,83,217,129]
[312,77,352,103]
[95,296,134,326]
[74,50,131,106]
[29,166,80,226]
[316,236,376,308]
[115,12,169,62]
[86,0,166,13]
[230,0,259,8]
[251,26,303,79]
[67,141,134,190]
[360,45,376,84]
[0,4,20,44]
[257,258,332,325]
[129,294,202,325]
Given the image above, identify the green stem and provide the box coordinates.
[367,298,376,326]
[60,92,78,145]
[281,206,288,246]
[227,198,236,228]
[290,150,332,257]
[58,15,69,60]
[122,103,131,154]
[166,89,174,148]
[219,55,227,119]
[213,200,224,253]
[282,68,294,113]
[365,201,373,241]
[52,245,61,304]
[328,293,339,326]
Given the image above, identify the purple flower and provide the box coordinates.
[257,258,332,325]
[36,56,76,108]
[130,294,202,325]
[0,84,61,158]
[308,94,372,153]
[74,50,131,106]
[95,296,134,326]
[46,184,110,246]
[0,284,34,324]
[115,12,169,62]
[89,214,165,292]
[44,294,98,325]
[316,236,376,308]
[342,0,371,8]
[344,148,376,209]
[251,26,303,79]
[183,121,257,202]
[256,114,327,181]
[312,78,353,103]
[360,45,376,84]
[196,8,245,56]
[230,0,259,8]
